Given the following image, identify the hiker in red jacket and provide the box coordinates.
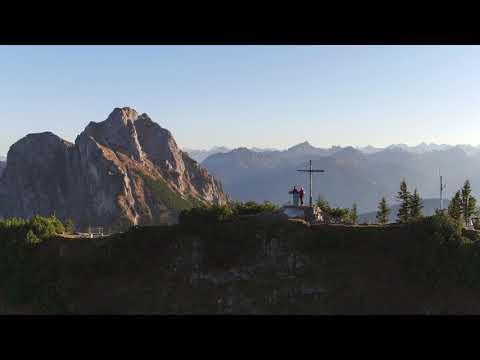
[299,187,305,206]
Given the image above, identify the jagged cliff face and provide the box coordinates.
[0,107,227,230]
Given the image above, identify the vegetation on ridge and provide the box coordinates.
[179,201,278,226]
[140,173,196,211]
[0,216,67,310]
[1,211,480,314]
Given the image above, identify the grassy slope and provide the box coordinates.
[139,173,195,211]
[2,219,480,314]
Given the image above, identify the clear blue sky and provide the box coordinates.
[2,45,480,156]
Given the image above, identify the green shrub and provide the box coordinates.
[0,215,67,310]
[179,201,279,228]
[179,204,234,227]
[231,201,278,216]
[410,211,465,246]
[140,173,194,211]
[401,212,478,287]
[65,219,75,234]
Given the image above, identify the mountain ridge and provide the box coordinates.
[187,141,480,168]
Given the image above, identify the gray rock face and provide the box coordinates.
[0,107,227,230]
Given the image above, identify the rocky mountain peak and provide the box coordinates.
[288,141,315,152]
[106,107,139,125]
[80,107,145,162]
[0,108,227,230]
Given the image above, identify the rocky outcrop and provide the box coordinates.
[0,107,227,230]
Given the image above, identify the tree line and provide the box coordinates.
[374,179,478,226]
[315,179,478,227]
[0,215,75,244]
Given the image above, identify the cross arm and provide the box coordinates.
[296,170,325,172]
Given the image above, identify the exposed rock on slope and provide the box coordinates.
[0,107,227,230]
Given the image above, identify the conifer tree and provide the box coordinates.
[466,196,477,226]
[376,197,390,225]
[461,180,477,226]
[409,188,424,220]
[396,180,411,223]
[448,190,463,221]
[351,203,358,225]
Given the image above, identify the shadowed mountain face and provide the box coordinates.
[202,144,480,213]
[0,108,227,230]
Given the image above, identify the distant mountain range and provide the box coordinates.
[186,142,480,163]
[201,141,480,213]
[378,143,480,156]
[358,198,451,224]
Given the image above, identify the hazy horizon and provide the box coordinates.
[4,139,480,157]
[3,45,480,155]
[183,141,480,152]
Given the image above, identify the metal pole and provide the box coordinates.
[309,160,313,207]
[440,175,443,210]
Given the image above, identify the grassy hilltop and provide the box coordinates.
[1,209,480,314]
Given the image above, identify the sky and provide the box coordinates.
[2,45,480,156]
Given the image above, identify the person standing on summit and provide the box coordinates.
[299,187,305,206]
[289,186,300,206]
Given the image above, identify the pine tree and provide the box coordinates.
[396,180,411,223]
[448,190,463,221]
[376,197,390,225]
[351,203,358,224]
[466,196,477,225]
[461,180,477,226]
[409,188,424,220]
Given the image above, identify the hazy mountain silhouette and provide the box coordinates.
[183,146,231,163]
[184,146,282,163]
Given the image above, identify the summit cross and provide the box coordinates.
[296,160,326,207]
